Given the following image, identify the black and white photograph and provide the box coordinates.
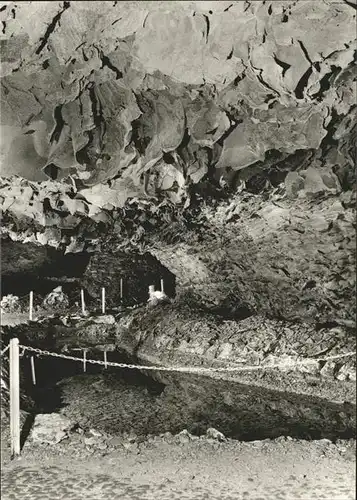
[0,1,356,498]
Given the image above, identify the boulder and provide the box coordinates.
[0,294,22,313]
[320,361,337,378]
[92,315,115,325]
[42,286,69,311]
[206,427,226,442]
[31,413,73,445]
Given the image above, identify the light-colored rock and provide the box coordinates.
[84,436,97,447]
[0,295,21,313]
[31,413,73,445]
[42,286,69,311]
[303,167,341,196]
[336,364,351,381]
[298,360,320,376]
[92,315,115,325]
[89,428,102,437]
[206,427,226,442]
[320,361,336,378]
[217,342,233,359]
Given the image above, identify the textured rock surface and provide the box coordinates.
[31,413,73,445]
[0,1,356,324]
[0,1,355,193]
[82,251,176,306]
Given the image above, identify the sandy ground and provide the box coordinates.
[1,428,355,500]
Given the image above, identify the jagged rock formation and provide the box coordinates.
[0,1,356,324]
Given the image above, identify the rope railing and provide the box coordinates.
[1,344,10,356]
[0,287,126,321]
[1,337,355,459]
[1,342,355,374]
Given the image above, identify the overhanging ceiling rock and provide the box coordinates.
[0,1,355,207]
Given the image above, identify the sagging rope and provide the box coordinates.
[1,344,10,356]
[6,344,355,375]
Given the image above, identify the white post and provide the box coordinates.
[30,356,36,386]
[101,287,105,314]
[10,338,20,457]
[80,289,86,315]
[29,291,34,321]
[83,349,87,373]
[104,350,107,369]
[120,278,123,301]
[160,279,164,293]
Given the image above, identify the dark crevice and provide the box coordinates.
[43,163,60,181]
[130,117,151,156]
[297,40,313,66]
[35,1,70,55]
[50,105,65,143]
[227,48,233,60]
[224,4,233,12]
[1,21,5,34]
[177,127,191,155]
[233,72,245,86]
[314,62,321,72]
[273,54,291,77]
[310,65,341,101]
[111,18,122,26]
[202,14,210,43]
[217,116,243,148]
[294,67,313,100]
[255,68,278,95]
[100,53,123,79]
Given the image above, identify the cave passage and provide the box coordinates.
[17,349,356,443]
[1,239,176,309]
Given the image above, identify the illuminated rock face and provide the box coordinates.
[0,1,356,324]
[0,1,355,201]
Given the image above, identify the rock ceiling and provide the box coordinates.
[0,1,356,324]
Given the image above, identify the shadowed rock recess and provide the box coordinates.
[0,1,356,322]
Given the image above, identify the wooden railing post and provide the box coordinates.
[30,356,36,385]
[29,291,34,321]
[83,349,87,373]
[80,289,86,315]
[101,287,105,314]
[10,338,20,458]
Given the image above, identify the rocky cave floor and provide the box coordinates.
[1,427,356,500]
[1,306,356,499]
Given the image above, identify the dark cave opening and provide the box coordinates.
[1,239,176,309]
